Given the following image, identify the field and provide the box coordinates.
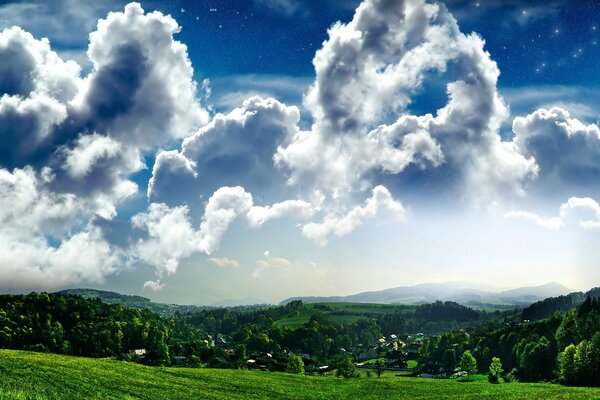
[2,351,600,399]
[274,302,415,328]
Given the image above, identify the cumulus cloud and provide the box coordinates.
[505,197,600,231]
[73,2,209,147]
[0,3,211,289]
[512,107,600,194]
[143,280,166,292]
[302,185,405,246]
[275,0,536,202]
[132,186,316,279]
[149,96,299,204]
[0,167,122,289]
[208,257,240,268]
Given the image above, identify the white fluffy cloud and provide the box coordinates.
[143,280,166,292]
[301,185,405,246]
[505,197,600,231]
[208,257,240,268]
[148,96,299,204]
[275,0,536,202]
[0,3,211,289]
[74,2,209,147]
[0,167,121,289]
[132,186,317,279]
[512,107,600,194]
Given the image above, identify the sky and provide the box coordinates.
[1,0,600,305]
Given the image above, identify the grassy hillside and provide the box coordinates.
[2,351,600,399]
[273,302,415,329]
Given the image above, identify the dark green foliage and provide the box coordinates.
[443,349,457,373]
[0,293,173,365]
[415,301,479,323]
[523,294,584,321]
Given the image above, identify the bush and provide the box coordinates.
[335,357,361,379]
[285,355,305,375]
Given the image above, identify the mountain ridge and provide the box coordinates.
[280,281,572,308]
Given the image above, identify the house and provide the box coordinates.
[133,349,146,357]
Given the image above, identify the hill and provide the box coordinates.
[522,286,600,320]
[2,350,600,399]
[281,282,571,309]
[56,288,204,316]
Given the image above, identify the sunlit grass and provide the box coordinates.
[2,350,600,399]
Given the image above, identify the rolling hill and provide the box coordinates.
[56,288,204,317]
[281,282,572,309]
[2,350,600,399]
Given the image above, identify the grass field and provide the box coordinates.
[274,302,415,329]
[2,350,600,399]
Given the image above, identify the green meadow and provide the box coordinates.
[274,302,415,328]
[2,350,600,399]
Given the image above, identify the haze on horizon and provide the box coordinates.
[1,0,600,305]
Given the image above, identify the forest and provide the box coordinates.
[0,291,599,387]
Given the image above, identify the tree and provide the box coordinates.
[374,358,386,378]
[335,357,360,379]
[442,349,456,374]
[559,344,578,385]
[488,357,503,383]
[458,350,477,381]
[286,355,305,375]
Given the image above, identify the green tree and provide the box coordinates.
[488,357,503,383]
[442,349,456,374]
[559,344,577,385]
[374,357,386,378]
[335,357,360,379]
[458,350,478,381]
[285,355,305,375]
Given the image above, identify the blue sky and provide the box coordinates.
[1,0,600,304]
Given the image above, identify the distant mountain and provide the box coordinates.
[212,297,269,307]
[497,282,572,302]
[56,288,204,317]
[280,282,572,309]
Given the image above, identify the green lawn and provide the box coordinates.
[2,350,600,399]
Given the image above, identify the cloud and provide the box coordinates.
[208,257,240,268]
[0,3,213,289]
[133,186,316,278]
[247,199,316,226]
[275,0,536,204]
[0,168,121,290]
[302,185,405,246]
[256,257,292,268]
[148,96,300,204]
[132,203,203,277]
[73,2,209,148]
[143,280,166,292]
[505,197,600,231]
[253,256,293,278]
[512,107,600,195]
